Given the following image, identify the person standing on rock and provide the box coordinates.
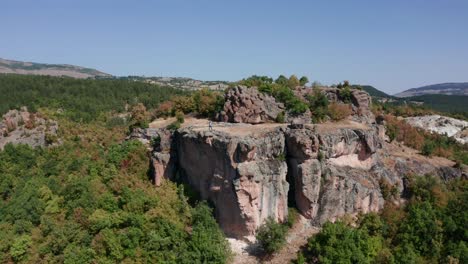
[209,121,213,131]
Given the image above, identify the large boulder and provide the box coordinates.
[219,85,285,124]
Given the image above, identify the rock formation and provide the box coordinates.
[0,108,59,149]
[218,85,285,124]
[405,115,468,144]
[131,87,464,239]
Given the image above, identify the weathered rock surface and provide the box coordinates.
[175,128,289,237]
[134,120,464,238]
[219,86,375,125]
[321,88,374,123]
[219,86,285,124]
[0,108,59,149]
[405,115,468,144]
[285,126,383,222]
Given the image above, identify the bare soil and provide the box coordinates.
[150,117,370,137]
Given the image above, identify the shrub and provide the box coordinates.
[287,207,299,228]
[339,87,352,103]
[167,121,181,131]
[256,217,287,254]
[276,153,286,161]
[172,95,195,114]
[193,88,225,117]
[287,75,300,89]
[328,103,352,121]
[384,115,425,149]
[275,111,285,123]
[421,140,436,156]
[45,133,58,145]
[175,111,185,123]
[305,221,382,264]
[317,151,324,162]
[154,101,174,118]
[307,89,329,123]
[10,235,32,262]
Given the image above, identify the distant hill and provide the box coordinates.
[0,58,111,79]
[359,85,394,99]
[394,82,468,97]
[405,94,468,116]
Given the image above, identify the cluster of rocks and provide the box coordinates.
[0,107,59,149]
[217,85,374,125]
[218,86,286,124]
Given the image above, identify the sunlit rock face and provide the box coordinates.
[129,88,465,238]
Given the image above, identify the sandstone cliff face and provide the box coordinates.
[285,126,384,223]
[141,123,391,238]
[175,128,289,237]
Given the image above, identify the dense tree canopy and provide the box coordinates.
[0,74,187,122]
[0,113,230,263]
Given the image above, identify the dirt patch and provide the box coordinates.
[150,118,370,138]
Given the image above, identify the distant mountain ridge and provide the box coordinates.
[394,82,468,97]
[0,58,111,79]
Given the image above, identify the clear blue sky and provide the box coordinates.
[1,0,467,94]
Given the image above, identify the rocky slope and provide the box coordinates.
[0,58,111,79]
[0,108,59,149]
[405,115,468,144]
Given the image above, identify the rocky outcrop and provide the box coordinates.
[175,128,289,237]
[138,124,385,237]
[322,88,374,123]
[285,126,383,222]
[405,115,468,144]
[0,108,59,149]
[219,86,376,125]
[133,119,465,238]
[218,86,285,124]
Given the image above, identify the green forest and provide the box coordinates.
[0,74,187,122]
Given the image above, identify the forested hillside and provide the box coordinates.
[406,94,468,116]
[0,75,231,263]
[0,74,187,122]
